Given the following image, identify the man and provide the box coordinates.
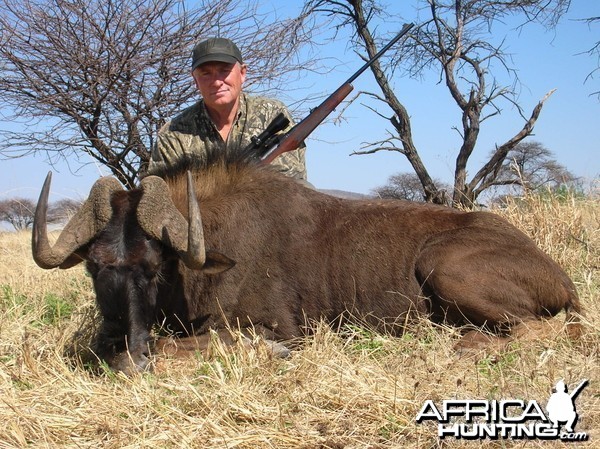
[148,37,307,180]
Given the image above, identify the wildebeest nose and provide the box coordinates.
[110,351,152,375]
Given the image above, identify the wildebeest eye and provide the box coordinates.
[90,264,120,278]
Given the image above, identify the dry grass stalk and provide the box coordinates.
[0,192,598,448]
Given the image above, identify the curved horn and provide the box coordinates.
[138,172,206,269]
[32,172,123,269]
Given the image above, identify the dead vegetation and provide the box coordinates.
[0,192,598,448]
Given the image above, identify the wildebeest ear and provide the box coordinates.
[202,250,236,275]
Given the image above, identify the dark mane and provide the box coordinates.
[144,147,298,212]
[143,147,262,181]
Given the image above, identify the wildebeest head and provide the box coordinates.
[32,172,234,373]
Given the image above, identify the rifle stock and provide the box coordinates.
[261,83,354,164]
[249,22,414,165]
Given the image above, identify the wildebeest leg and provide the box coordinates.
[154,326,291,361]
[417,257,539,329]
[415,230,571,350]
[455,329,512,353]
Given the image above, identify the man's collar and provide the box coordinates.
[236,93,247,121]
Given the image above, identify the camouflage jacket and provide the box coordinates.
[148,93,307,179]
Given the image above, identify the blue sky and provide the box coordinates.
[0,1,598,205]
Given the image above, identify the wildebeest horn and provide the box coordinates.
[32,172,122,269]
[137,172,206,269]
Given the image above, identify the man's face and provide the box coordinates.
[192,61,247,111]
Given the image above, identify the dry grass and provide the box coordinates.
[0,192,598,448]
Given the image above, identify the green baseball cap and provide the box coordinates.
[191,37,243,71]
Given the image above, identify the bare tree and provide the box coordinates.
[48,198,83,224]
[490,141,576,194]
[0,198,35,230]
[581,15,600,99]
[0,0,315,187]
[371,172,450,203]
[303,0,570,207]
[0,196,82,230]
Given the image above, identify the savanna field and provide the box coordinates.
[0,192,598,448]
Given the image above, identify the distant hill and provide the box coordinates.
[318,189,373,200]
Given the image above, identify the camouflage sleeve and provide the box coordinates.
[147,102,208,175]
[147,122,174,174]
[273,144,307,180]
[148,121,200,175]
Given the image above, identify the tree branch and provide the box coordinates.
[468,89,556,195]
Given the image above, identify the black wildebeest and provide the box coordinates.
[32,154,581,374]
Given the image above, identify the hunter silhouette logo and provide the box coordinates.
[546,379,588,434]
[416,379,589,441]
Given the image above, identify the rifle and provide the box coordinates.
[242,22,415,164]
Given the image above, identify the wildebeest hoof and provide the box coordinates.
[154,331,292,362]
[263,339,291,358]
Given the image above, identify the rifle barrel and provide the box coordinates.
[345,22,414,85]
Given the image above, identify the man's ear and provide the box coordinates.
[239,63,247,84]
[202,250,236,275]
[192,68,202,90]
